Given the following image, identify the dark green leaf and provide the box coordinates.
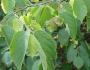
[78,44,90,70]
[58,28,69,46]
[67,43,77,63]
[73,56,84,69]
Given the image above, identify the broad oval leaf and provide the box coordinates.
[1,25,15,46]
[29,34,37,58]
[58,28,69,46]
[78,44,90,69]
[67,42,77,63]
[61,12,77,40]
[1,0,15,14]
[13,19,23,32]
[10,31,29,70]
[73,56,84,69]
[29,33,47,70]
[34,30,56,58]
[73,0,87,21]
[34,30,57,70]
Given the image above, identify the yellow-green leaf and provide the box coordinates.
[10,31,29,70]
[29,34,37,58]
[13,19,23,32]
[1,0,15,14]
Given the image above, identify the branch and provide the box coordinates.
[0,0,56,24]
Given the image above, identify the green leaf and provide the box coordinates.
[78,44,90,70]
[1,25,15,46]
[86,12,90,31]
[0,38,7,46]
[34,30,57,70]
[31,32,47,70]
[50,2,58,11]
[61,1,73,14]
[10,31,29,70]
[73,0,87,21]
[25,56,33,70]
[30,23,42,30]
[1,0,15,13]
[2,12,16,26]
[32,59,41,70]
[58,28,69,46]
[73,56,84,69]
[31,0,39,2]
[13,19,23,32]
[61,12,77,40]
[29,34,37,58]
[2,51,13,65]
[66,43,77,63]
[30,6,43,21]
[15,0,26,8]
[38,6,51,27]
[69,0,74,7]
[83,0,90,12]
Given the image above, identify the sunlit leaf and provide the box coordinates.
[38,6,51,27]
[13,19,23,32]
[29,34,37,58]
[10,31,29,70]
[1,0,15,13]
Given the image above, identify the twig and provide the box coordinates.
[0,0,55,24]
